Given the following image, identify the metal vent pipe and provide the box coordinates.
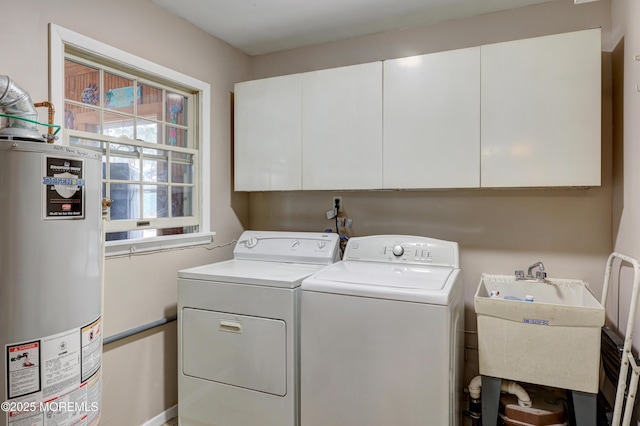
[0,75,43,141]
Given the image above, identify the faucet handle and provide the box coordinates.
[535,270,547,281]
[515,270,525,280]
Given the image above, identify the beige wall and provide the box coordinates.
[248,0,615,384]
[3,1,251,425]
[611,0,640,418]
[611,0,640,321]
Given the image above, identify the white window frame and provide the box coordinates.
[49,23,213,256]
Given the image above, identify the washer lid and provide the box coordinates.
[302,261,459,304]
[178,259,327,288]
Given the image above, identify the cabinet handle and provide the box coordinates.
[219,320,242,333]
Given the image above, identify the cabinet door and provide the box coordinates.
[383,47,480,189]
[302,62,383,190]
[234,74,302,191]
[481,28,601,187]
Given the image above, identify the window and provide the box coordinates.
[50,24,212,255]
[64,58,197,241]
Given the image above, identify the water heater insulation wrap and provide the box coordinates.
[0,141,102,426]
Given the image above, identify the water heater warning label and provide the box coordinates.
[43,156,85,220]
[80,318,101,383]
[6,341,41,399]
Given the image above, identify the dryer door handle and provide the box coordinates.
[219,320,243,333]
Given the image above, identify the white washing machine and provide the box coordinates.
[178,230,340,426]
[301,235,464,426]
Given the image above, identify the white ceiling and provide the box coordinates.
[150,0,562,56]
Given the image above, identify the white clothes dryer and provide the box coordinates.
[178,230,340,426]
[301,235,464,426]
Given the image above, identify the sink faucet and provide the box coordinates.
[515,261,547,282]
[527,261,545,278]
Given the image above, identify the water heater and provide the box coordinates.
[0,140,102,426]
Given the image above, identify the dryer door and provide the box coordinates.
[182,308,287,396]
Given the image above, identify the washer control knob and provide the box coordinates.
[392,245,404,257]
[246,237,258,248]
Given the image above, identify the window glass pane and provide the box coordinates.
[65,60,100,105]
[139,84,162,121]
[137,119,160,143]
[157,227,188,236]
[65,103,100,133]
[166,92,187,125]
[171,152,193,183]
[110,157,140,181]
[106,230,145,242]
[64,104,77,131]
[106,225,198,241]
[172,186,193,217]
[110,142,137,153]
[69,137,105,153]
[109,147,140,181]
[166,126,187,147]
[143,185,169,218]
[143,148,168,182]
[109,183,140,220]
[103,111,133,138]
[104,73,136,113]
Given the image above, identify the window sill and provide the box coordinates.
[104,232,215,257]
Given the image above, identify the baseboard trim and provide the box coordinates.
[141,404,178,426]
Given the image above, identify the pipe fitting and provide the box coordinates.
[468,375,483,400]
[0,76,38,121]
[467,375,532,408]
[0,75,44,141]
[503,381,532,407]
[34,101,55,135]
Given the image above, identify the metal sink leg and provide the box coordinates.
[569,390,596,426]
[481,375,501,425]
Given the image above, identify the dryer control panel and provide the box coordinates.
[234,230,340,265]
[343,235,459,268]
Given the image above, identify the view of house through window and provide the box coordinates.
[63,54,200,241]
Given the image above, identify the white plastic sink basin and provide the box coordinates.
[474,273,605,393]
[475,274,604,327]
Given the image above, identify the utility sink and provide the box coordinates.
[475,273,605,393]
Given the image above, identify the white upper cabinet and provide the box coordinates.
[234,74,303,191]
[302,62,383,190]
[383,47,481,189]
[233,28,601,191]
[480,28,601,187]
